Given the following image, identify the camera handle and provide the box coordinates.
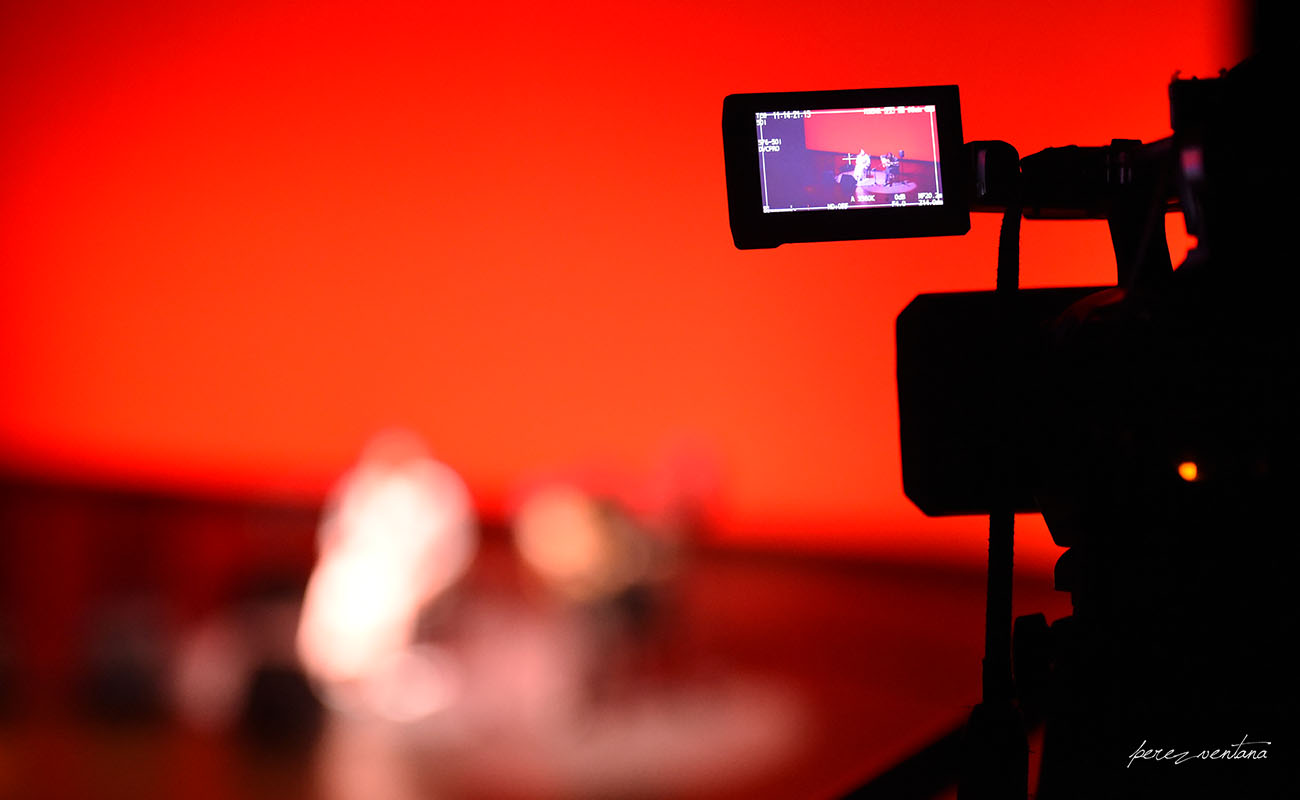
[958,140,1030,800]
[1105,138,1174,291]
[844,143,1035,800]
[985,140,1021,707]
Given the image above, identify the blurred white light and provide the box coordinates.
[297,429,475,719]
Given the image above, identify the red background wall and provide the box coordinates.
[804,111,938,162]
[0,0,1244,567]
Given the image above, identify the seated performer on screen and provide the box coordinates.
[886,150,904,185]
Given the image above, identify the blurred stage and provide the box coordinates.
[0,475,1067,799]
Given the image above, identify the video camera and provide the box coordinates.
[722,48,1294,800]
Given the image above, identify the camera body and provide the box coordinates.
[723,51,1297,798]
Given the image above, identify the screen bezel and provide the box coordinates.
[723,85,969,249]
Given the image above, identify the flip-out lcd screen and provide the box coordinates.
[723,85,967,248]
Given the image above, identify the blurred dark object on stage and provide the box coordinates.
[0,474,1065,799]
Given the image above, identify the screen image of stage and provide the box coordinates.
[757,106,943,212]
